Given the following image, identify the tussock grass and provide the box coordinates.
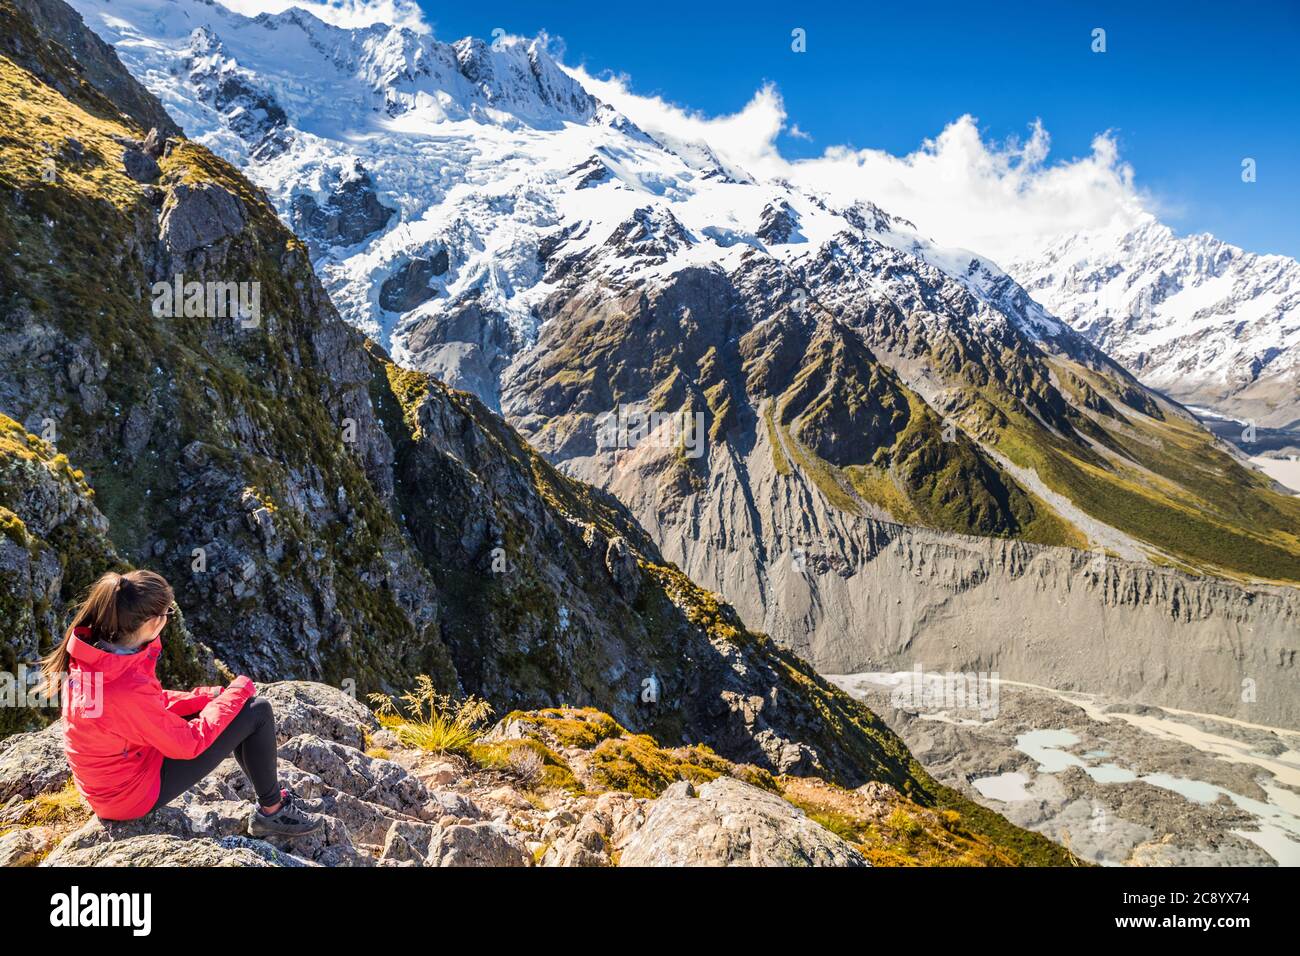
[369,676,493,755]
[0,780,92,865]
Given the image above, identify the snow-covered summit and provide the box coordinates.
[1009,215,1300,427]
[70,0,1079,406]
[76,0,595,144]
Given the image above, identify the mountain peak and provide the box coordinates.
[1010,214,1300,427]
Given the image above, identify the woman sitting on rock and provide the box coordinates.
[41,569,323,837]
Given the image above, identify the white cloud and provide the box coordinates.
[216,0,430,33]
[790,117,1152,263]
[575,69,787,174]
[570,67,1154,264]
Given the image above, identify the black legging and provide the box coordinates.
[151,696,281,811]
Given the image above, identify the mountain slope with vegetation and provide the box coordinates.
[507,214,1300,586]
[0,0,1071,864]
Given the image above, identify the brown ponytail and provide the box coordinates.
[40,570,175,697]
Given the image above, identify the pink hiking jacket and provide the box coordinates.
[62,627,255,820]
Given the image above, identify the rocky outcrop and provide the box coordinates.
[569,156,609,189]
[121,144,161,183]
[290,164,394,252]
[0,825,57,865]
[619,777,868,867]
[0,712,70,800]
[756,201,801,245]
[378,251,448,313]
[0,684,1063,867]
[159,182,247,257]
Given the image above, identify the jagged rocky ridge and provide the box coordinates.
[0,0,1085,864]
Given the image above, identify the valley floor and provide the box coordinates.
[829,672,1300,866]
[1250,456,1300,496]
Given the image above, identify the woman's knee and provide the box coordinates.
[244,695,274,726]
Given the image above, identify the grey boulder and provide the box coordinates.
[160,183,247,257]
[618,777,868,867]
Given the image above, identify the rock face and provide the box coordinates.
[159,183,247,257]
[378,251,448,313]
[0,826,56,866]
[0,716,71,800]
[398,296,519,409]
[619,778,868,867]
[121,145,161,183]
[428,823,530,867]
[755,201,801,245]
[651,488,1300,729]
[290,164,394,251]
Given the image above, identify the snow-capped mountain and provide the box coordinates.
[63,0,1300,626]
[1009,216,1300,429]
[68,0,1075,407]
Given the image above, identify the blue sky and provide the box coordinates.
[418,0,1300,257]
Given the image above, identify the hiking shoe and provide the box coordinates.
[249,795,325,838]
